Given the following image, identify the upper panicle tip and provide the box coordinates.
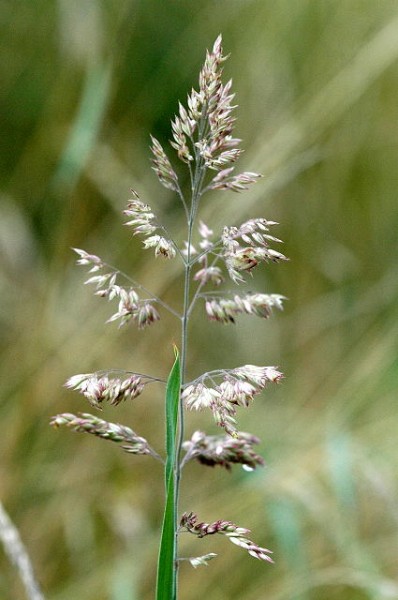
[212,34,223,56]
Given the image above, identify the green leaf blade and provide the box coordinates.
[164,346,181,486]
[156,348,181,600]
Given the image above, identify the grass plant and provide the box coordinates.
[1,3,398,599]
[51,36,283,598]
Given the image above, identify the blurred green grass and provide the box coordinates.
[1,1,398,598]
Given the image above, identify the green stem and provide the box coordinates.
[173,119,207,594]
[173,212,193,596]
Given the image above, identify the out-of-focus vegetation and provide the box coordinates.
[1,1,398,598]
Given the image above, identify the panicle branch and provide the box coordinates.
[187,216,288,297]
[221,218,288,283]
[182,553,217,569]
[150,136,180,192]
[180,512,274,563]
[124,190,177,259]
[182,430,264,470]
[206,169,262,193]
[182,365,283,435]
[204,292,285,323]
[64,372,154,410]
[73,248,163,328]
[50,413,162,460]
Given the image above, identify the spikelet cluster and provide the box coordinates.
[221,218,288,283]
[149,136,179,192]
[204,292,285,324]
[163,35,262,196]
[50,413,154,456]
[180,512,274,563]
[73,248,160,328]
[124,190,176,259]
[182,365,283,435]
[182,430,264,470]
[65,373,145,409]
[186,553,217,569]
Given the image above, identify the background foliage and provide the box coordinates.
[1,1,398,598]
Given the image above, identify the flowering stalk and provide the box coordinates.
[52,35,287,598]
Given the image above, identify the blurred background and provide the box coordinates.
[1,1,398,598]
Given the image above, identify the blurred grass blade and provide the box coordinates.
[109,559,138,600]
[268,499,310,600]
[0,502,45,600]
[52,61,112,193]
[156,348,180,600]
[326,430,356,512]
